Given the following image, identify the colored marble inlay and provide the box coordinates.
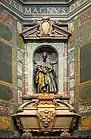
[0,9,14,28]
[17,78,22,88]
[81,116,91,130]
[69,62,74,77]
[0,22,12,41]
[79,82,91,101]
[0,103,13,114]
[69,22,75,48]
[79,9,91,26]
[17,62,22,77]
[18,90,22,104]
[69,79,74,88]
[68,49,75,104]
[24,72,28,94]
[0,84,13,101]
[69,90,74,104]
[0,42,12,83]
[17,50,23,61]
[17,33,23,48]
[79,104,91,114]
[0,116,12,130]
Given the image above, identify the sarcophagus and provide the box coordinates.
[12,93,80,136]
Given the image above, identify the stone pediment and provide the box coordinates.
[21,18,71,40]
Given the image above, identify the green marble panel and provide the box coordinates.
[0,43,12,83]
[68,49,74,62]
[79,82,91,101]
[0,84,13,101]
[0,22,12,41]
[80,43,91,83]
[69,9,91,129]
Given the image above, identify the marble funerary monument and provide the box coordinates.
[0,0,91,137]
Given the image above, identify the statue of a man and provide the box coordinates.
[35,52,58,93]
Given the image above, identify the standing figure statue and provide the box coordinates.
[34,52,58,93]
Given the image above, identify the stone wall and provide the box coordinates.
[68,7,91,134]
[0,7,18,136]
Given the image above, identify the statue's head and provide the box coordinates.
[42,52,47,61]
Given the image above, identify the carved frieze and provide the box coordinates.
[0,103,13,114]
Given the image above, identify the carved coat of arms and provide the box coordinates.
[37,17,53,37]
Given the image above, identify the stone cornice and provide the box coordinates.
[19,0,74,5]
[68,0,91,21]
[0,0,91,22]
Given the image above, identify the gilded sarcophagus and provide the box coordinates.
[12,93,80,136]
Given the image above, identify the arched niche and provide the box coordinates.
[33,45,58,93]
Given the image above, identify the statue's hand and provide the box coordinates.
[48,68,52,72]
